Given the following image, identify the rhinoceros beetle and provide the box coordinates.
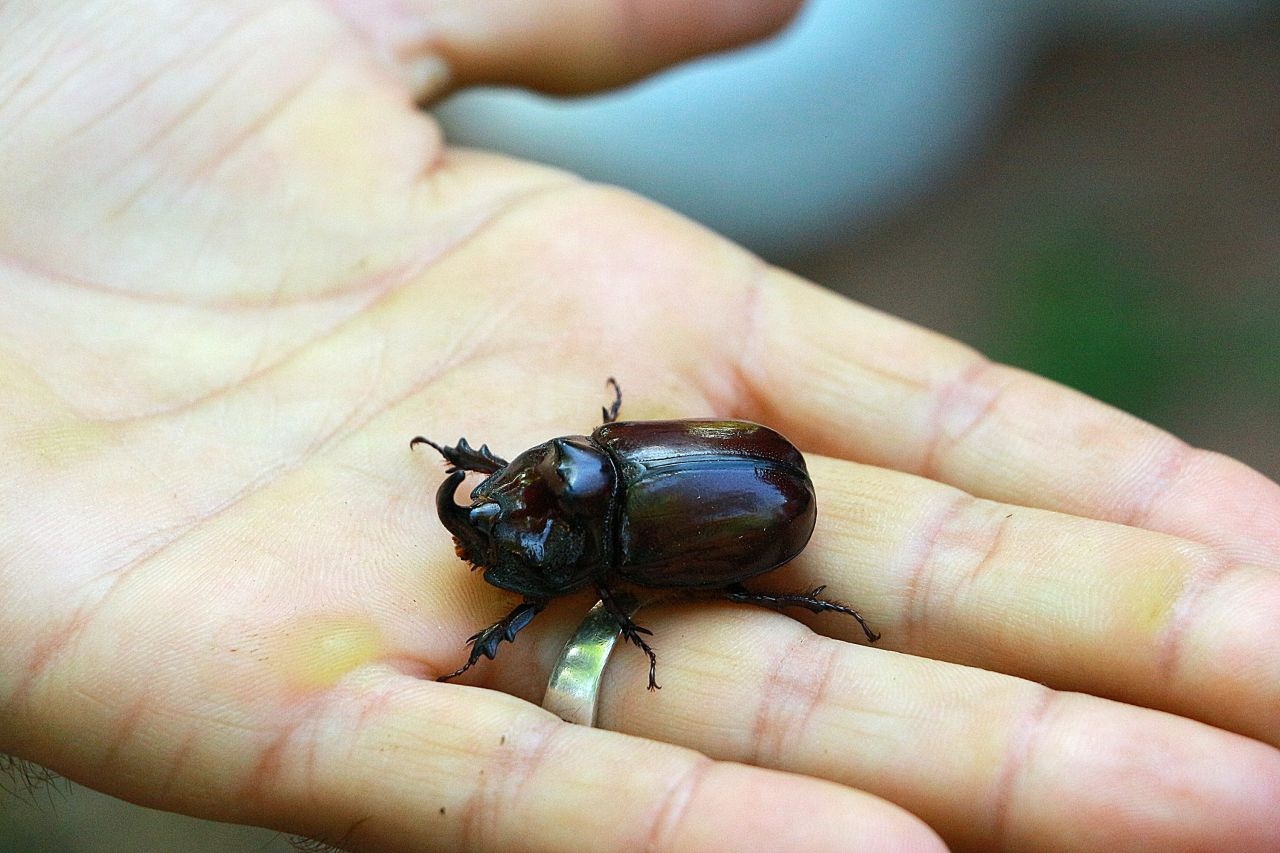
[412,379,878,690]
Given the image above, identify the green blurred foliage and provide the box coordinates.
[988,223,1280,429]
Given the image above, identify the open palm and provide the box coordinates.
[2,3,1278,850]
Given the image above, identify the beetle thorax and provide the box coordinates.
[437,436,619,597]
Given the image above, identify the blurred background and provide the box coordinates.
[4,1,1277,849]
[436,0,1279,480]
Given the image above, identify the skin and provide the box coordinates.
[1,1,1277,850]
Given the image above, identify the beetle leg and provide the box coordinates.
[620,620,659,691]
[436,598,547,683]
[723,583,881,644]
[411,435,508,474]
[601,377,622,424]
[597,585,660,690]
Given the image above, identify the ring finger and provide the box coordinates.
[592,606,1280,852]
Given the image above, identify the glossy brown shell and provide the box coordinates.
[591,420,816,588]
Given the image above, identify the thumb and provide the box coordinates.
[333,0,803,97]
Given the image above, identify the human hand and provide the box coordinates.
[1,2,1277,851]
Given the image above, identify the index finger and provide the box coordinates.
[709,270,1280,567]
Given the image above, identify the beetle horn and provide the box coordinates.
[435,470,486,562]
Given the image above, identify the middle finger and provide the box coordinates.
[783,455,1280,747]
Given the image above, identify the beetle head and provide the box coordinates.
[435,437,615,596]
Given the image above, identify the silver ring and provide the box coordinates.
[543,598,630,726]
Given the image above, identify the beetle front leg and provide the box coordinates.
[597,586,660,690]
[723,583,881,643]
[411,435,509,474]
[436,598,547,683]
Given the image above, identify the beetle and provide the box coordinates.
[412,379,878,690]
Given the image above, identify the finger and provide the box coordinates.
[91,671,938,852]
[336,0,802,97]
[598,610,1280,852]
[1,538,937,853]
[289,676,943,852]
[715,271,1280,567]
[787,455,1280,747]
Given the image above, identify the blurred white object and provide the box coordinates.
[435,0,1273,258]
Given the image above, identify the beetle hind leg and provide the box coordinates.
[411,435,508,474]
[724,583,880,644]
[436,598,547,683]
